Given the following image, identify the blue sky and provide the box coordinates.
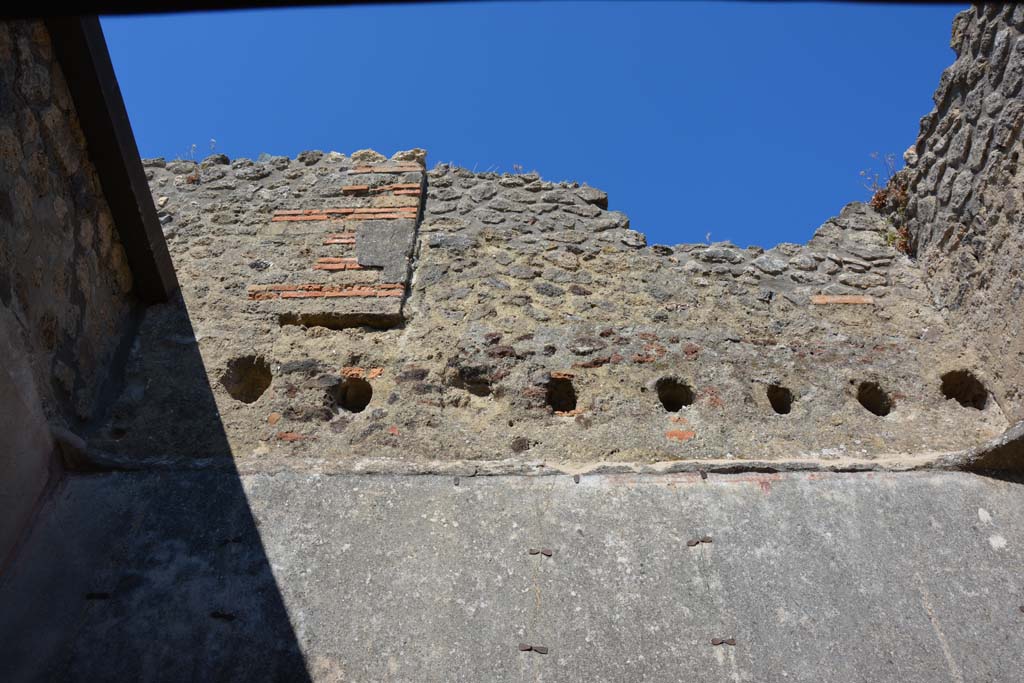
[102,2,964,247]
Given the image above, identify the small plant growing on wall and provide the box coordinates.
[885,225,911,254]
[860,151,898,195]
[861,152,911,255]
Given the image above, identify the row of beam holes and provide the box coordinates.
[654,376,794,414]
[217,357,987,419]
[545,371,988,417]
[217,357,375,413]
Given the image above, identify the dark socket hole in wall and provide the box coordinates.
[327,377,373,413]
[940,370,988,410]
[278,313,401,330]
[767,385,793,415]
[452,367,492,397]
[857,381,892,416]
[220,355,272,403]
[656,377,694,412]
[546,377,577,413]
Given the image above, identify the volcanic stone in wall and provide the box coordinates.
[127,143,1007,468]
[900,4,1024,419]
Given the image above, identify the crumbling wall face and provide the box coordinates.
[0,21,136,427]
[904,4,1024,420]
[124,145,1004,469]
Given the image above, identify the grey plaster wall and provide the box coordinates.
[3,469,1024,682]
[903,4,1024,420]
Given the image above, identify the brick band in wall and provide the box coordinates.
[271,207,418,222]
[247,283,405,300]
[810,295,875,305]
[341,183,422,196]
[250,159,424,313]
[313,257,364,271]
[348,164,422,174]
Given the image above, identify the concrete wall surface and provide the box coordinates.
[1,470,1022,682]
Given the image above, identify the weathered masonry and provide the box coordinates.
[4,5,1024,682]
[246,163,424,328]
[0,17,175,567]
[120,154,1009,470]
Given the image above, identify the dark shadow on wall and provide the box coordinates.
[84,295,238,462]
[0,296,312,680]
[0,17,312,679]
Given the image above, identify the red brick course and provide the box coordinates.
[341,183,422,196]
[277,431,306,442]
[275,208,416,216]
[247,283,405,300]
[666,430,696,442]
[348,164,422,174]
[811,295,875,305]
[323,233,356,245]
[341,366,384,379]
[271,207,418,222]
[313,257,364,271]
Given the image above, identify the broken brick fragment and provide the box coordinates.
[665,430,696,442]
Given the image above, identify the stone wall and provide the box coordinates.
[74,3,1021,473]
[104,143,1006,472]
[903,3,1024,420]
[0,21,138,560]
[0,21,137,425]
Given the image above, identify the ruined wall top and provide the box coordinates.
[900,3,1024,421]
[74,5,1024,475]
[82,121,1005,475]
